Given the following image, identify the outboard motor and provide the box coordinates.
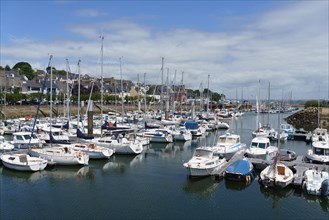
[320,179,329,198]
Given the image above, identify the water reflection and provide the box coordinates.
[1,166,47,182]
[99,154,144,174]
[224,179,253,191]
[183,177,219,197]
[46,166,90,180]
[259,184,295,208]
[293,189,329,212]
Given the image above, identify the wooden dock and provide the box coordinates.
[211,149,329,188]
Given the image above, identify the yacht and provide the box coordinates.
[212,133,246,159]
[183,147,227,177]
[305,140,329,164]
[245,136,278,160]
[11,131,44,149]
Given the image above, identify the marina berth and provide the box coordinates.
[0,153,48,171]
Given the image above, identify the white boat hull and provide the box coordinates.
[0,154,48,171]
[29,147,89,166]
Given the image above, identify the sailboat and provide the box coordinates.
[29,58,89,166]
[259,104,295,188]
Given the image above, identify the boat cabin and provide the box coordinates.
[250,137,270,149]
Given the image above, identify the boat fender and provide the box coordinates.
[246,175,251,183]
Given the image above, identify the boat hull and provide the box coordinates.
[0,154,47,172]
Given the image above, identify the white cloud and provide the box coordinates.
[1,1,328,100]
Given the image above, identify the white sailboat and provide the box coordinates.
[259,105,295,188]
[1,153,48,172]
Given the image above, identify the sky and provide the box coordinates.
[1,0,328,101]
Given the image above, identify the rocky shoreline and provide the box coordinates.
[285,107,329,131]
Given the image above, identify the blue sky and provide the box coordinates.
[1,0,328,100]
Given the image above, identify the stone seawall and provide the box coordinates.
[285,107,329,131]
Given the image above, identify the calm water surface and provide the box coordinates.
[1,112,328,220]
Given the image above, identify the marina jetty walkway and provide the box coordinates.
[212,149,329,187]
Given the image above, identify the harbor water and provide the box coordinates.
[1,112,328,219]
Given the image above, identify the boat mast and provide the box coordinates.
[119,57,124,117]
[172,69,176,113]
[268,81,270,125]
[144,73,147,118]
[165,67,169,120]
[207,74,210,117]
[65,58,71,120]
[180,71,184,115]
[77,59,81,129]
[137,73,141,113]
[49,55,53,134]
[100,36,104,117]
[161,57,164,113]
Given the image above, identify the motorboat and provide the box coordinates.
[38,127,71,144]
[184,120,205,137]
[29,145,89,166]
[171,127,192,141]
[82,135,144,155]
[259,159,295,189]
[305,140,329,164]
[278,149,297,161]
[212,133,246,159]
[280,123,295,140]
[245,136,278,160]
[140,129,173,143]
[183,147,227,177]
[303,168,329,198]
[68,143,114,159]
[217,121,230,129]
[224,159,255,182]
[0,135,15,151]
[271,131,289,142]
[11,131,44,149]
[0,153,48,171]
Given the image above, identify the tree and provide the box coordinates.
[13,62,35,80]
[5,65,11,71]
